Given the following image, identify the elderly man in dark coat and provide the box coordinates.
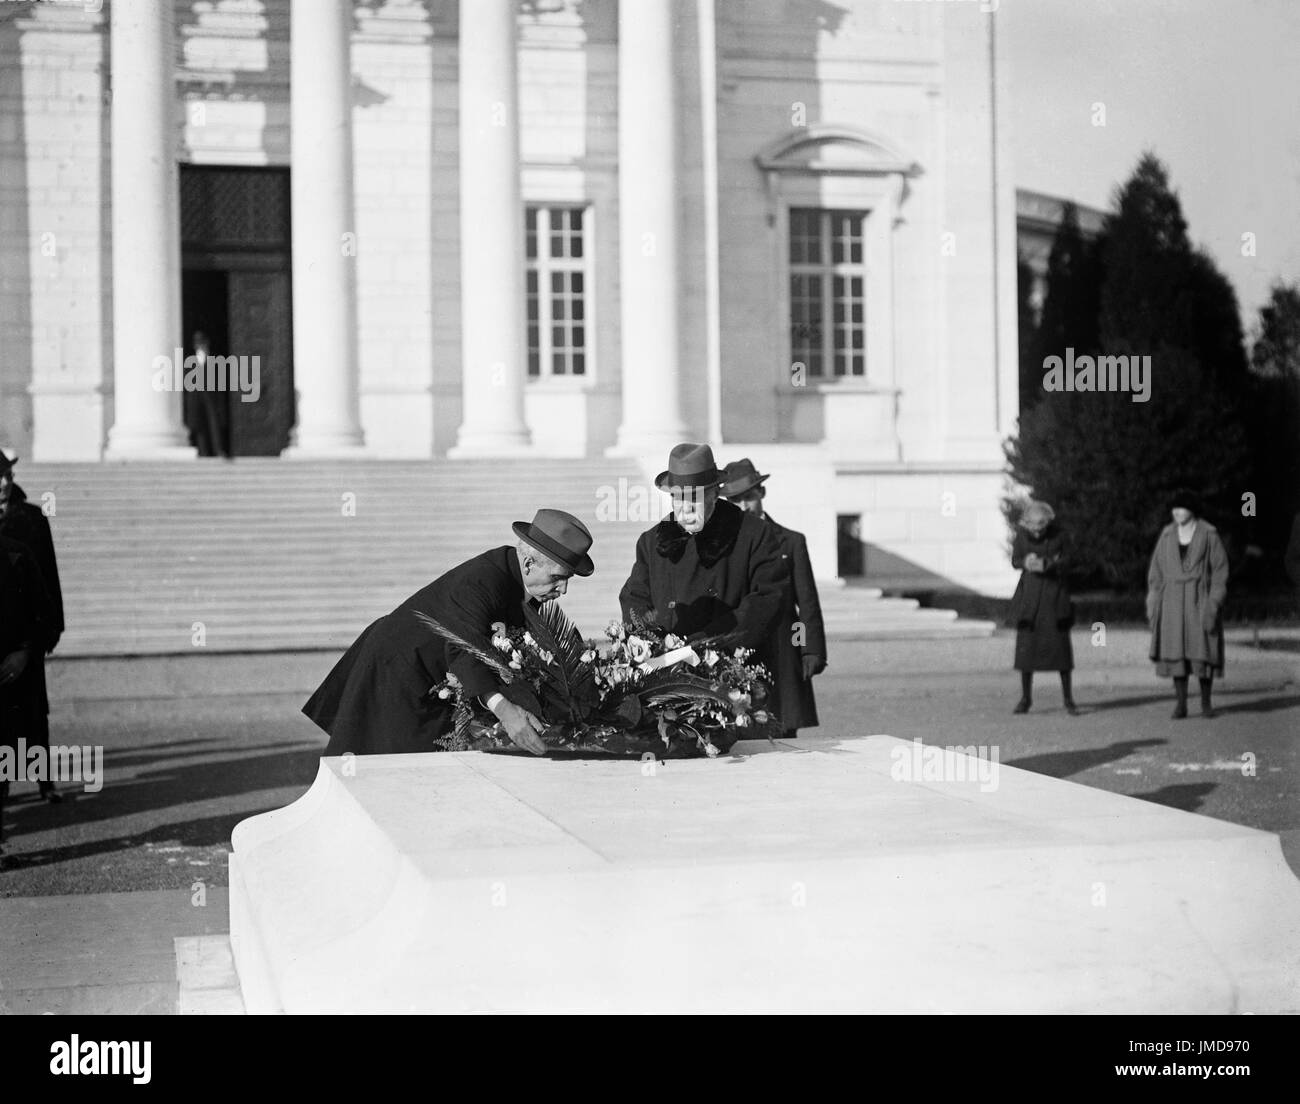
[0,451,63,802]
[1,535,56,852]
[720,459,825,738]
[620,444,788,706]
[303,509,594,757]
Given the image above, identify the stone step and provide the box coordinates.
[175,935,246,1015]
[61,622,999,657]
[13,462,992,656]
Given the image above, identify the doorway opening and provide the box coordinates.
[180,165,294,456]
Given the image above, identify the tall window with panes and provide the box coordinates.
[788,208,867,379]
[525,206,588,378]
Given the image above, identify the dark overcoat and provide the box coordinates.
[303,546,538,756]
[619,497,788,653]
[0,485,61,738]
[1147,521,1229,674]
[0,536,53,753]
[757,515,825,732]
[1007,525,1074,672]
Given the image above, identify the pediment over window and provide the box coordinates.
[756,126,923,178]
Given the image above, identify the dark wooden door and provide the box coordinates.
[227,270,293,456]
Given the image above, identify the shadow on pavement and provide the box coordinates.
[1005,738,1167,779]
[1212,694,1300,715]
[1129,782,1218,814]
[4,744,321,840]
[1252,639,1300,654]
[1076,694,1173,713]
[0,809,259,874]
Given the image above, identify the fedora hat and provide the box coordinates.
[655,443,722,491]
[512,508,595,577]
[719,458,769,499]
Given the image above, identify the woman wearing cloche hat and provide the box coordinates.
[1146,488,1229,719]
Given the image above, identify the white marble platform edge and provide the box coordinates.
[228,736,1300,1014]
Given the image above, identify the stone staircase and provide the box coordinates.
[19,461,992,657]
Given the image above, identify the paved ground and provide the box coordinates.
[0,626,1295,1012]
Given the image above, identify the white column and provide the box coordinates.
[286,0,365,454]
[448,0,530,457]
[104,0,192,459]
[608,0,687,456]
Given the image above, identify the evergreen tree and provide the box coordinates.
[1016,250,1039,416]
[1032,202,1102,373]
[1246,282,1300,565]
[1006,152,1252,588]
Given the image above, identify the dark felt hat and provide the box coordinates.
[512,508,595,577]
[719,458,770,499]
[655,443,722,491]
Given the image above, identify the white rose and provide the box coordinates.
[627,636,652,663]
[580,648,597,663]
[664,634,686,650]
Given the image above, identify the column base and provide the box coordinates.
[284,427,367,457]
[103,425,196,460]
[605,427,692,460]
[447,427,533,459]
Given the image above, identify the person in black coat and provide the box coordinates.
[1008,500,1077,715]
[0,451,63,801]
[619,444,788,713]
[0,535,56,852]
[303,509,594,757]
[720,459,825,737]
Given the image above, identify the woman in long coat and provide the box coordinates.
[1147,491,1229,718]
[1008,500,1077,715]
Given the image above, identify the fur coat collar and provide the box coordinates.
[654,499,744,567]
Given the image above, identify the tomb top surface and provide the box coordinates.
[229,736,1300,1013]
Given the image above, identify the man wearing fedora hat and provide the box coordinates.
[620,443,787,667]
[0,449,64,802]
[720,459,826,738]
[303,509,594,756]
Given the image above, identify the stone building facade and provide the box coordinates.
[0,0,1022,593]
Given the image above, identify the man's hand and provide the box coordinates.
[0,649,29,687]
[1023,553,1044,573]
[493,698,547,756]
[801,654,824,680]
